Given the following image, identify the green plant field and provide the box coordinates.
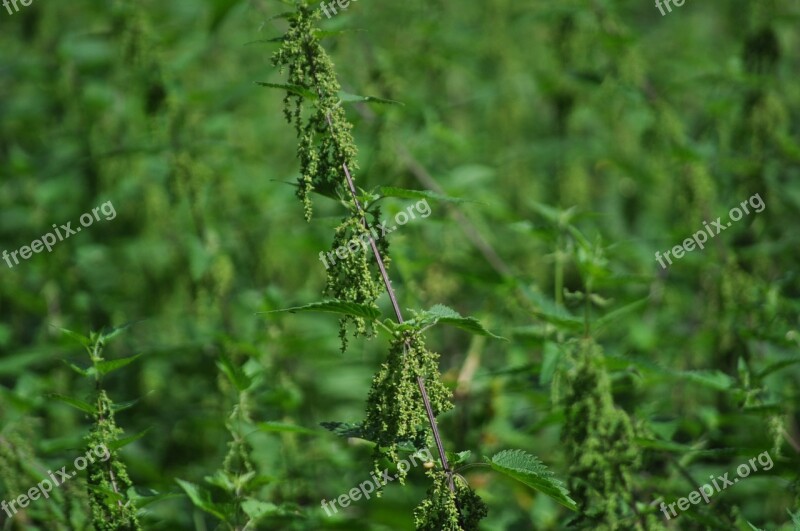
[1,0,799,529]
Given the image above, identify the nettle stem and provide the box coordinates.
[304,36,455,492]
[337,151,454,491]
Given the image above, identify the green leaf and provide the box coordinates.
[337,91,403,105]
[242,499,281,521]
[175,479,227,521]
[108,428,152,452]
[111,395,146,413]
[244,36,286,45]
[254,82,317,100]
[261,300,381,321]
[217,355,253,392]
[59,328,91,347]
[127,487,183,509]
[592,297,649,331]
[320,421,371,439]
[377,186,472,205]
[447,450,471,467]
[61,360,90,377]
[98,322,135,344]
[411,304,505,340]
[527,292,583,331]
[48,393,95,414]
[758,358,800,379]
[94,353,143,377]
[258,421,320,436]
[487,450,577,511]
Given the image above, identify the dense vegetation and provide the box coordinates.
[1,0,799,529]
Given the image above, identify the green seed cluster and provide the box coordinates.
[364,332,453,485]
[324,209,389,351]
[85,391,141,531]
[561,338,659,531]
[272,2,359,221]
[413,471,487,531]
[272,2,389,349]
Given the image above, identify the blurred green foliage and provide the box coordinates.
[1,0,799,529]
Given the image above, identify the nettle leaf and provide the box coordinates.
[48,393,95,414]
[98,322,135,344]
[527,292,583,331]
[245,36,285,45]
[93,354,143,377]
[410,304,505,340]
[62,360,90,377]
[127,486,182,509]
[321,421,371,439]
[377,186,472,205]
[217,355,253,392]
[108,428,152,452]
[447,450,472,467]
[487,450,578,511]
[60,328,92,348]
[592,297,649,331]
[758,358,800,379]
[112,395,147,413]
[254,81,317,100]
[259,421,320,436]
[261,300,381,321]
[337,91,403,105]
[242,499,281,521]
[320,421,419,451]
[175,479,227,521]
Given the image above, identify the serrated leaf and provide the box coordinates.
[377,186,472,205]
[487,450,577,511]
[48,393,95,414]
[242,499,281,521]
[108,428,151,452]
[245,36,285,45]
[127,487,182,509]
[411,304,505,340]
[527,292,583,331]
[337,92,403,105]
[94,354,143,377]
[62,360,90,377]
[446,450,471,467]
[593,298,649,331]
[99,322,135,344]
[261,300,381,321]
[320,421,370,439]
[112,396,145,413]
[217,356,253,392]
[60,328,91,347]
[175,479,227,521]
[259,421,319,436]
[254,82,317,100]
[758,358,800,379]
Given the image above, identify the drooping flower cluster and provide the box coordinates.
[364,331,453,484]
[413,471,488,531]
[561,338,659,530]
[272,3,388,349]
[85,391,141,531]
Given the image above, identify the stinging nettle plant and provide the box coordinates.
[56,326,146,531]
[262,2,578,529]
